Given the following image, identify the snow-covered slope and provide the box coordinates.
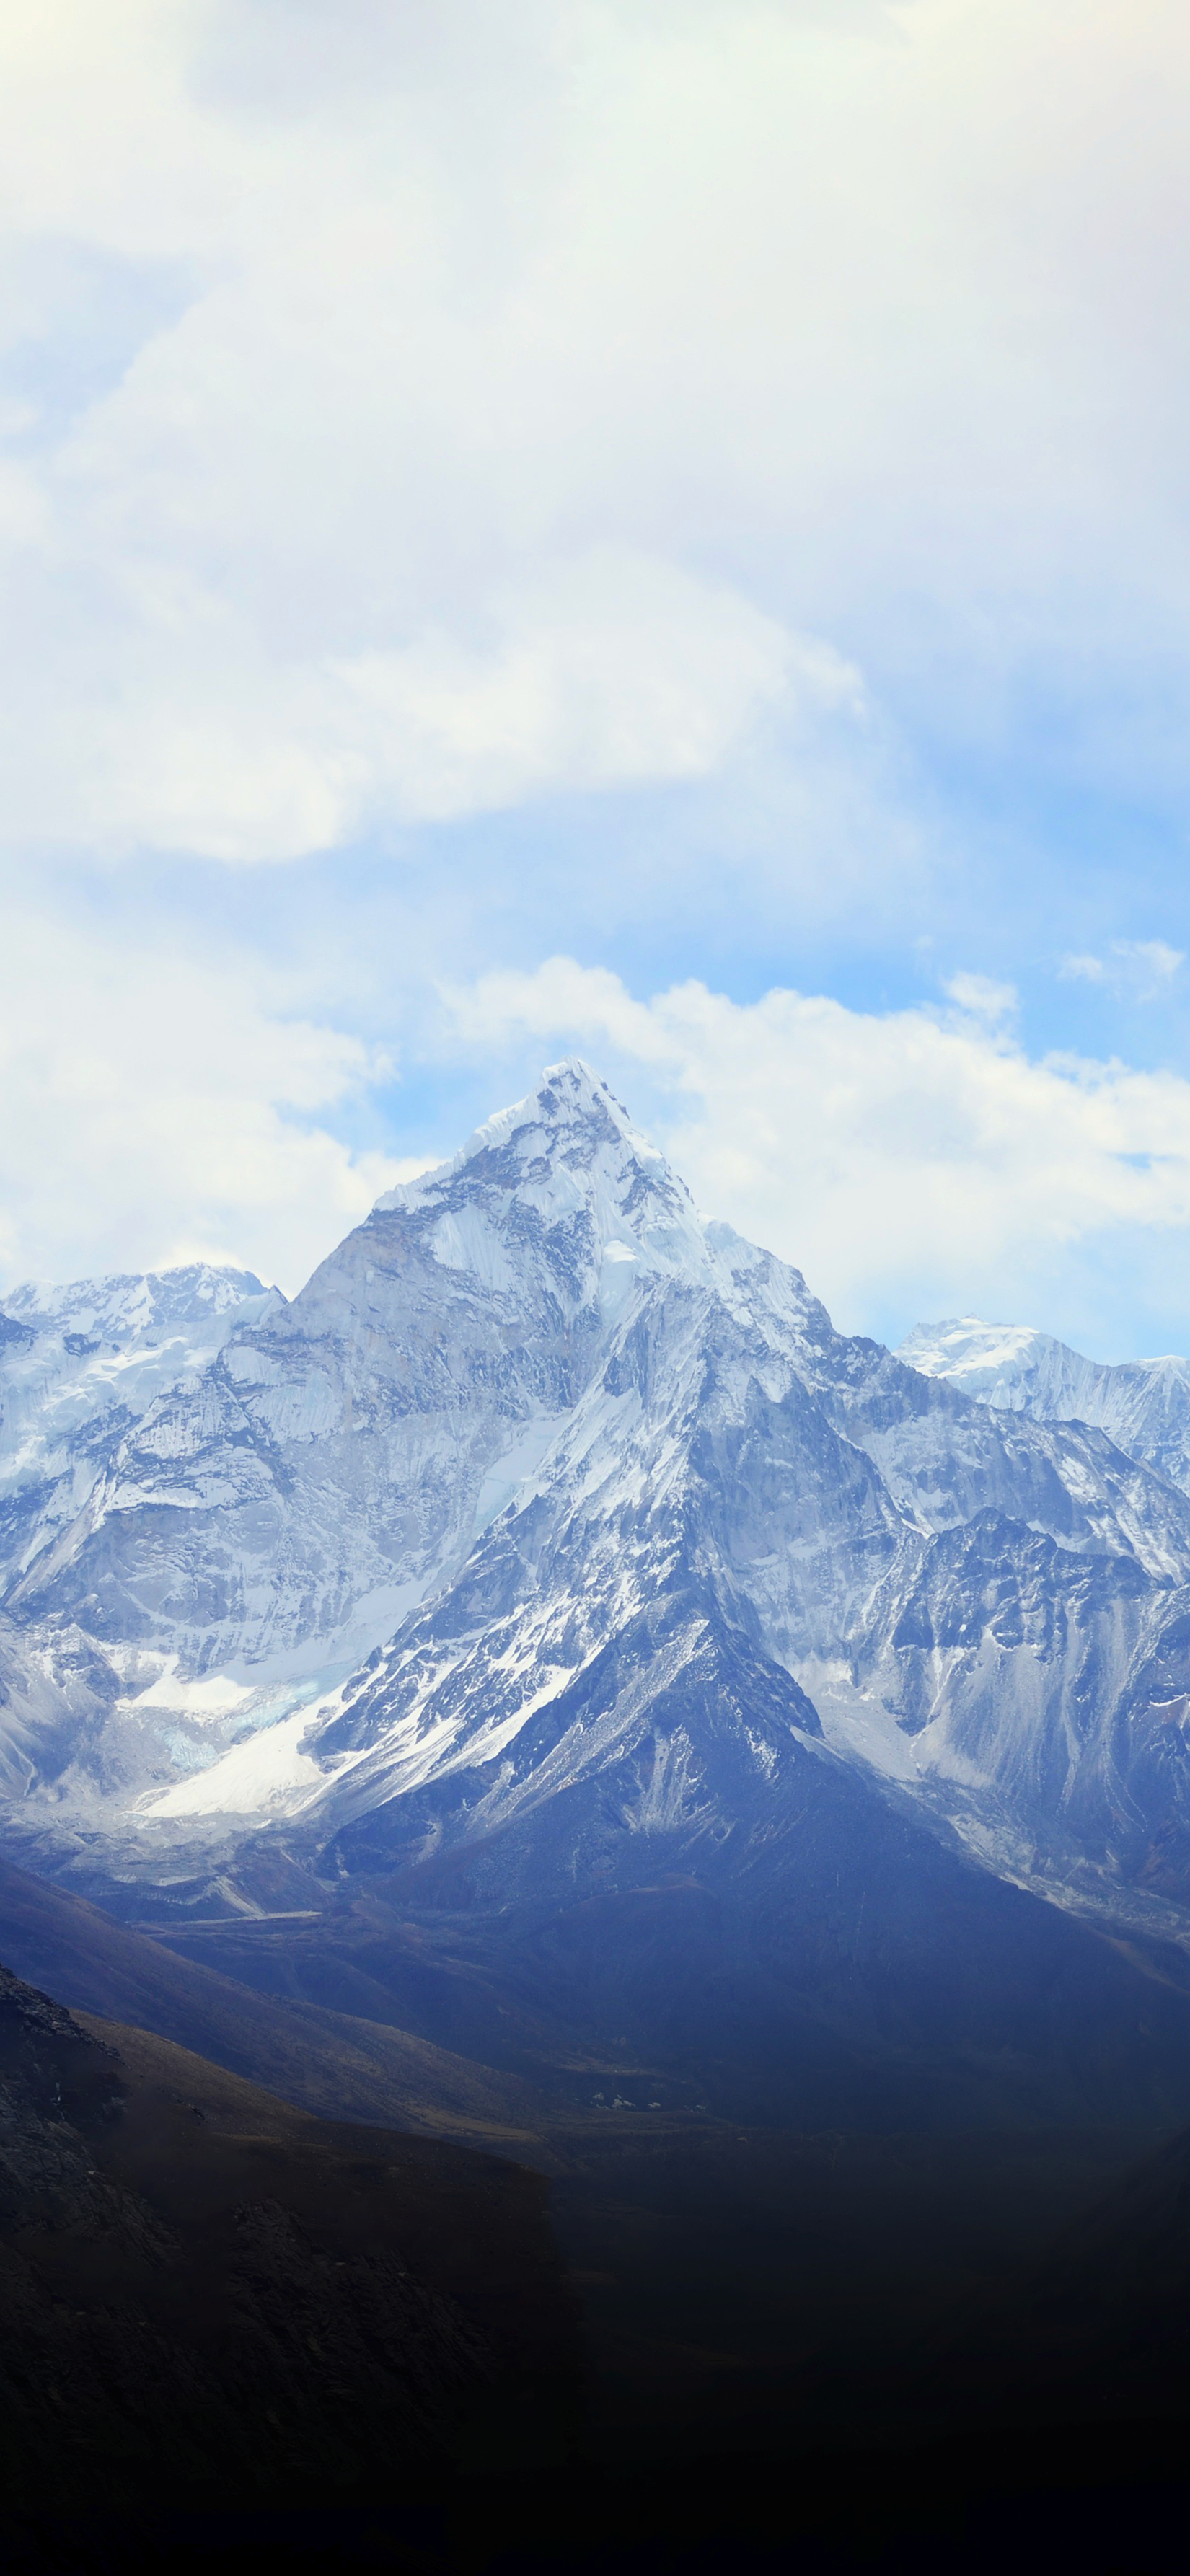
[8,1066,1190,1945]
[899,1316,1190,1499]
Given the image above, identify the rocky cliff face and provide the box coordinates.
[5,1064,1190,1947]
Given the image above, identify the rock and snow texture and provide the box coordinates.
[0,1263,282,1569]
[6,1064,1190,1934]
[0,1263,286,1798]
[0,1069,731,1806]
[899,1316,1190,1501]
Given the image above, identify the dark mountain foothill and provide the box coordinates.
[1,1855,1189,2574]
[0,1953,580,2559]
[1,1950,1189,2572]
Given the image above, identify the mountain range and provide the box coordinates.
[6,1062,1190,2129]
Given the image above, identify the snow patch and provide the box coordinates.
[143,1704,336,1818]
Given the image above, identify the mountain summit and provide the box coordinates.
[374,1058,710,1310]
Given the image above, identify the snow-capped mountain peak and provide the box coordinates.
[897,1315,1073,1406]
[373,1058,708,1319]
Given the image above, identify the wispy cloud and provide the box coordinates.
[943,973,1018,1025]
[1059,940,1184,1000]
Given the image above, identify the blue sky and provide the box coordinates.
[4,0,1190,1359]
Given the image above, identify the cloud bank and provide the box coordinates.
[451,957,1190,1346]
[6,907,1190,1357]
[3,0,1190,860]
[3,1,1190,1361]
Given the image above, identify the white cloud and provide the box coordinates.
[9,902,1190,1338]
[0,545,819,863]
[1,2,1189,857]
[5,0,1190,1342]
[328,554,845,830]
[449,955,1190,1339]
[0,905,415,1294]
